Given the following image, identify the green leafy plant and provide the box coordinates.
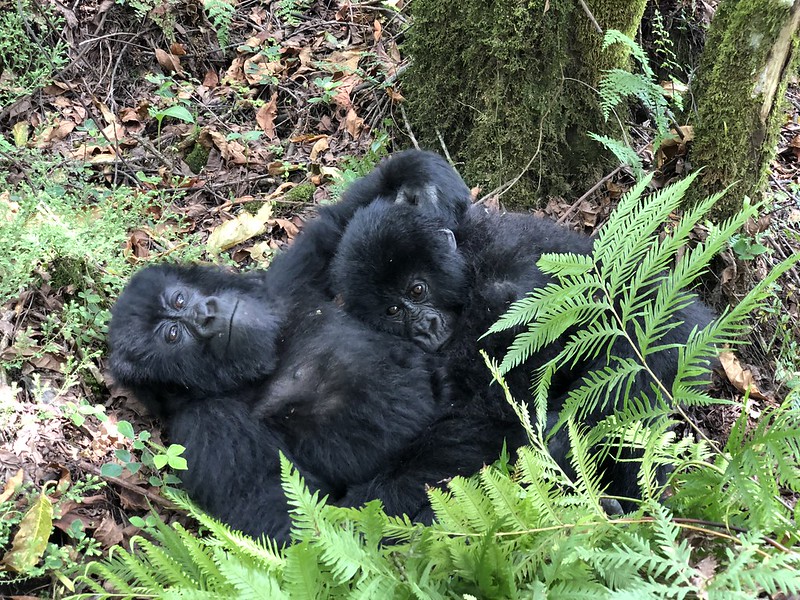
[203,0,235,47]
[115,0,180,39]
[101,420,186,488]
[491,171,800,538]
[309,76,344,104]
[0,477,104,588]
[69,176,800,597]
[0,146,201,379]
[591,30,684,171]
[0,0,68,107]
[276,0,313,27]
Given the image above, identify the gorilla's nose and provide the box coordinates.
[413,313,449,351]
[193,297,220,336]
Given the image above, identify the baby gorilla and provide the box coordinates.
[254,302,443,502]
[108,264,443,541]
[330,201,715,507]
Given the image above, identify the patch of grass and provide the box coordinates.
[0,0,68,107]
[0,147,201,375]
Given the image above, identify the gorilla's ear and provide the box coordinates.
[437,228,457,252]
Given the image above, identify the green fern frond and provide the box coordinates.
[536,252,595,277]
[588,132,644,177]
[315,520,374,584]
[280,453,329,540]
[549,359,644,434]
[203,0,234,47]
[215,557,286,599]
[479,465,528,530]
[498,298,609,375]
[281,541,321,598]
[276,0,312,26]
[447,475,497,533]
[602,29,652,75]
[564,421,605,512]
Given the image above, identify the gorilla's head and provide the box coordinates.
[108,264,282,397]
[339,149,471,231]
[331,203,469,352]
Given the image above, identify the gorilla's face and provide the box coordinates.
[108,264,281,394]
[364,274,454,352]
[332,203,470,352]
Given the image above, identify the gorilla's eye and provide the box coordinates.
[172,292,186,309]
[409,283,425,300]
[165,324,180,343]
[386,305,400,316]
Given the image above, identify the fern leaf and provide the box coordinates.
[447,475,497,533]
[215,557,286,599]
[281,541,321,598]
[479,465,527,530]
[203,0,235,47]
[589,132,644,177]
[536,252,595,276]
[315,520,374,584]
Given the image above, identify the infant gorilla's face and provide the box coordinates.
[108,264,281,394]
[331,203,469,353]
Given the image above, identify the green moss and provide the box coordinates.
[185,141,210,174]
[404,0,647,208]
[690,0,799,217]
[285,182,316,203]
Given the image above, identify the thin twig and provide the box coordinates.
[435,129,453,164]
[577,0,603,34]
[557,166,622,224]
[399,104,420,149]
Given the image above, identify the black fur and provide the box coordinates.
[255,302,444,493]
[330,201,715,510]
[108,267,447,542]
[106,151,472,540]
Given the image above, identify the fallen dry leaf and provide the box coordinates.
[0,469,24,503]
[202,69,219,87]
[256,92,279,139]
[272,217,300,238]
[93,515,124,548]
[243,53,284,85]
[41,119,77,143]
[343,107,363,139]
[719,351,767,400]
[309,137,329,161]
[207,203,274,253]
[155,48,181,73]
[207,130,249,165]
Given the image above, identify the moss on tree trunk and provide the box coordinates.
[404,0,646,208]
[689,0,800,217]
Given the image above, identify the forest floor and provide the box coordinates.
[0,0,799,596]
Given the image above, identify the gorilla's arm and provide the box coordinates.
[166,398,329,544]
[338,414,525,521]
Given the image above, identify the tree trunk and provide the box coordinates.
[403,0,647,209]
[689,0,800,217]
